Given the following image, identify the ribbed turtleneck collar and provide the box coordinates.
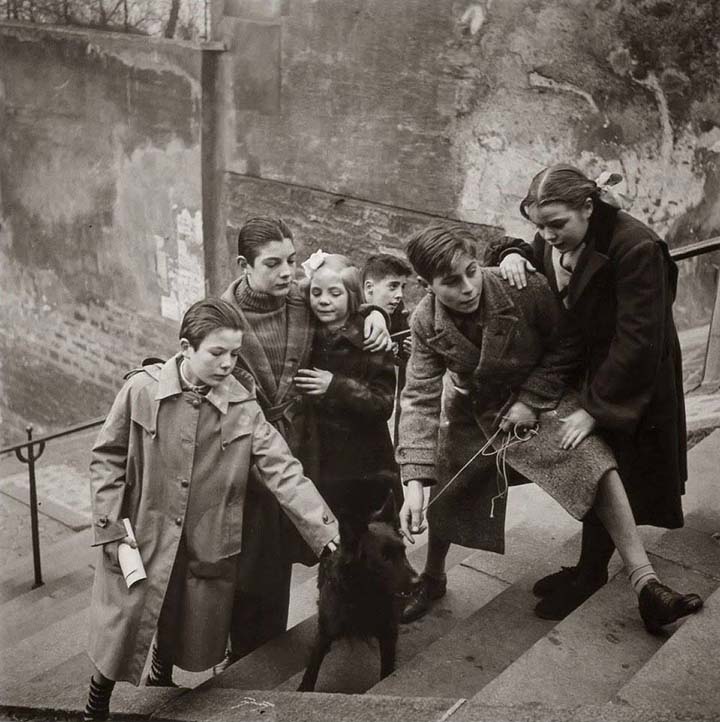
[234,275,286,313]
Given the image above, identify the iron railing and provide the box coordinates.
[2,235,720,590]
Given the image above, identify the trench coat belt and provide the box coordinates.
[262,397,300,425]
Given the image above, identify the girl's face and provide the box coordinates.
[241,238,297,297]
[527,199,592,253]
[427,251,482,315]
[181,328,244,387]
[309,266,351,329]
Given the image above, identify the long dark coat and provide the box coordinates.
[299,315,402,519]
[396,270,615,553]
[221,278,318,656]
[88,358,338,684]
[488,203,686,528]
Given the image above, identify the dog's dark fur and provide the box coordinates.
[298,494,417,692]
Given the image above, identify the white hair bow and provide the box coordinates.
[594,171,625,209]
[301,249,328,278]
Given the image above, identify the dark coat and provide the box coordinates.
[301,315,402,520]
[487,203,686,528]
[396,270,614,552]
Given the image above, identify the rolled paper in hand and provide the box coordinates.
[118,518,147,589]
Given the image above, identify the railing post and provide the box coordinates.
[701,266,720,389]
[15,425,46,588]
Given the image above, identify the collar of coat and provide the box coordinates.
[539,201,619,308]
[316,313,366,350]
[140,354,256,415]
[425,269,518,371]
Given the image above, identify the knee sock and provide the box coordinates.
[578,513,615,576]
[148,642,175,685]
[84,674,114,721]
[628,563,658,595]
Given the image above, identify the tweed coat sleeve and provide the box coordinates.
[395,301,446,484]
[325,350,396,421]
[249,403,339,556]
[89,379,135,546]
[582,238,668,432]
[515,277,583,410]
[483,236,536,267]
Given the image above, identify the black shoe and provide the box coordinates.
[638,580,703,634]
[401,573,447,623]
[145,674,178,687]
[534,570,608,620]
[532,566,580,597]
[83,676,114,722]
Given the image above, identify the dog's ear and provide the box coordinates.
[370,491,398,525]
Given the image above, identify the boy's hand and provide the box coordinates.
[294,368,333,395]
[399,481,426,543]
[499,253,536,289]
[363,310,392,352]
[402,336,413,356]
[560,408,596,450]
[324,535,340,554]
[499,401,537,433]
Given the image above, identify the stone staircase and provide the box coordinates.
[1,432,719,722]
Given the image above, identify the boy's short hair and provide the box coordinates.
[180,298,245,350]
[362,253,412,284]
[237,216,294,264]
[405,223,478,281]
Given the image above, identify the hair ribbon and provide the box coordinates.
[301,249,328,278]
[594,171,625,209]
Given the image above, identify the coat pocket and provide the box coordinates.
[220,413,254,450]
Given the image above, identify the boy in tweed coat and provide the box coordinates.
[397,223,702,634]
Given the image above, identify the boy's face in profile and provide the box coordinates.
[364,275,408,315]
[181,328,244,387]
[426,251,482,315]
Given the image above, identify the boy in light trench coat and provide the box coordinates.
[84,299,339,721]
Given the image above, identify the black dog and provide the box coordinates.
[298,494,417,692]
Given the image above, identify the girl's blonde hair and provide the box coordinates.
[303,253,363,315]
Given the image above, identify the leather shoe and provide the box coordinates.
[638,579,703,634]
[534,570,608,620]
[401,573,447,623]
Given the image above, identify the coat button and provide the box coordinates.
[192,398,201,407]
[175,517,183,526]
[96,516,108,528]
[322,513,330,524]
[180,479,189,488]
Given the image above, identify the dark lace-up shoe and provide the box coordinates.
[639,580,703,634]
[534,569,608,620]
[400,573,447,623]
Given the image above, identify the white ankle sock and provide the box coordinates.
[628,563,658,595]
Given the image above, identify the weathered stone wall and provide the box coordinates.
[215,0,720,327]
[0,22,204,444]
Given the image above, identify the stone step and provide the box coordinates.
[152,688,462,722]
[614,583,720,720]
[204,541,474,692]
[366,532,584,699]
[0,607,90,696]
[0,528,94,603]
[682,429,720,534]
[471,550,717,708]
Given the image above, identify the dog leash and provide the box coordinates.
[425,423,538,518]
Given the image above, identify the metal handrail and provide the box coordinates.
[1,417,105,588]
[670,236,720,261]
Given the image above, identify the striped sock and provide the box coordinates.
[629,563,658,595]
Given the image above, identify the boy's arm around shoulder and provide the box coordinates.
[248,403,338,556]
[90,377,138,546]
[396,300,446,485]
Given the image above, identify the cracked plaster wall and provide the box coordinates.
[0,23,203,442]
